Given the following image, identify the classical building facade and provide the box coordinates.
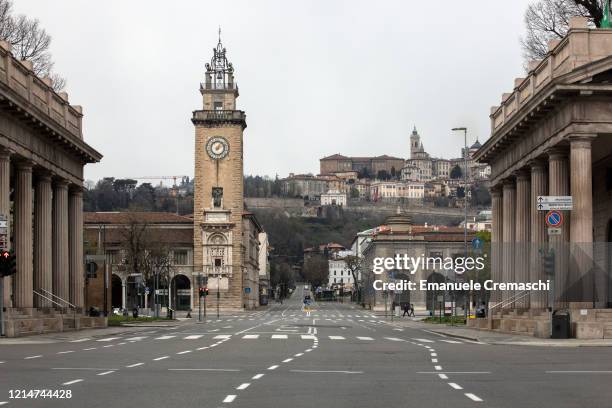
[0,41,103,336]
[83,212,195,313]
[475,18,612,338]
[361,213,474,311]
[320,154,405,177]
[192,35,262,310]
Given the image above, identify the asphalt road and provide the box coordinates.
[1,287,612,407]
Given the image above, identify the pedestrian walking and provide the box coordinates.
[409,303,415,317]
[402,303,410,317]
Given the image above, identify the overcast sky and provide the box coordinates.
[15,0,533,184]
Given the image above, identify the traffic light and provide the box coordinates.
[543,252,555,277]
[0,250,16,277]
[199,287,208,297]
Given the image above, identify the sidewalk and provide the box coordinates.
[387,318,612,347]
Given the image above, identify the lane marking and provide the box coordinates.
[168,368,240,371]
[102,345,114,348]
[434,366,442,371]
[153,356,169,361]
[242,334,259,339]
[177,350,192,355]
[126,336,147,341]
[413,338,434,343]
[357,336,374,341]
[431,353,437,357]
[69,338,90,343]
[57,350,74,354]
[126,363,144,368]
[97,371,115,376]
[214,335,231,339]
[62,379,83,385]
[418,371,491,374]
[384,337,404,342]
[294,353,303,357]
[197,347,209,350]
[96,337,119,342]
[448,382,463,390]
[155,335,176,340]
[301,335,316,339]
[546,371,612,374]
[52,367,118,370]
[465,393,483,402]
[223,395,236,403]
[25,355,42,359]
[236,383,250,390]
[271,334,288,339]
[431,359,438,363]
[267,365,279,370]
[252,374,264,379]
[329,336,345,340]
[282,358,293,363]
[438,374,448,379]
[290,370,363,374]
[439,340,462,344]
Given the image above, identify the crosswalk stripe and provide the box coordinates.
[271,334,288,339]
[69,338,90,343]
[413,338,435,343]
[184,335,203,340]
[214,335,231,339]
[329,336,345,340]
[301,335,316,340]
[439,339,462,344]
[385,337,404,342]
[97,337,119,342]
[243,334,259,339]
[357,336,374,341]
[126,336,147,341]
[155,336,176,340]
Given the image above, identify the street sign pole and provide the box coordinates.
[0,214,7,337]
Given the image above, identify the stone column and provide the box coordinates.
[530,160,548,309]
[569,135,595,307]
[52,179,69,304]
[548,148,569,308]
[490,186,503,306]
[69,188,84,309]
[515,171,531,309]
[14,161,33,309]
[502,179,516,308]
[34,173,53,308]
[121,279,127,310]
[0,149,11,308]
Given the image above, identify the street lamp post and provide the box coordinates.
[453,127,469,321]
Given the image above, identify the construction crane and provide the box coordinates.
[124,175,189,214]
[125,176,188,187]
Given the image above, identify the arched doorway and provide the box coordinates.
[425,272,445,312]
[608,220,612,308]
[172,274,191,311]
[392,272,411,308]
[111,274,123,309]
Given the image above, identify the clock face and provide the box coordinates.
[206,136,229,160]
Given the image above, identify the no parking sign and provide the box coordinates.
[545,210,563,228]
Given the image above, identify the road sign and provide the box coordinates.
[145,287,150,295]
[546,210,564,228]
[244,287,251,294]
[537,196,573,211]
[471,237,483,250]
[547,228,562,235]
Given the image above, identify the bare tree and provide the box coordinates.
[343,255,363,301]
[521,0,603,64]
[0,0,65,91]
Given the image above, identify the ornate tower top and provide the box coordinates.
[202,28,238,94]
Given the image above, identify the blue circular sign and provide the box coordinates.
[546,210,563,227]
[472,237,483,250]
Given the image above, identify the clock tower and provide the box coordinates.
[192,32,247,311]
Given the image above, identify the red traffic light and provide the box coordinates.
[1,250,9,259]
